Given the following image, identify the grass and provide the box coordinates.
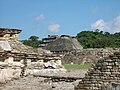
[64,64,91,70]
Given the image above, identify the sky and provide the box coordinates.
[0,0,120,40]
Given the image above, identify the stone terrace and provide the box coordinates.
[75,52,120,90]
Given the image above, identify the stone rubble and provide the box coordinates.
[0,70,86,90]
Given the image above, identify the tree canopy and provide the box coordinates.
[29,36,39,41]
[77,30,120,48]
[21,36,43,48]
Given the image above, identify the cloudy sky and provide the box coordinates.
[0,0,120,39]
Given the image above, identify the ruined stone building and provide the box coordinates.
[75,52,120,90]
[39,35,83,54]
[0,28,63,83]
[63,48,117,64]
[39,35,120,65]
[0,28,21,41]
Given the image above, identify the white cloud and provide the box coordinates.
[91,15,120,33]
[112,15,120,33]
[91,19,107,31]
[35,14,45,22]
[48,23,60,33]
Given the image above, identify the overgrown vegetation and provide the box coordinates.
[77,29,120,48]
[64,64,91,69]
[21,36,43,48]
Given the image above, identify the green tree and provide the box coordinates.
[22,36,43,48]
[29,36,39,41]
[77,30,120,48]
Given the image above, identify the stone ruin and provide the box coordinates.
[75,52,120,90]
[39,35,83,54]
[0,28,21,41]
[0,28,64,83]
[38,35,120,65]
[63,48,117,64]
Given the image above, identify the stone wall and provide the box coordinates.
[101,83,120,90]
[25,54,63,76]
[0,55,23,83]
[62,48,119,64]
[0,28,21,41]
[75,52,120,90]
[0,51,63,83]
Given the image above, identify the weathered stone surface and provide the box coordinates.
[0,69,86,90]
[0,28,64,83]
[39,35,83,53]
[0,41,11,51]
[75,52,120,90]
[0,28,21,41]
[101,83,120,90]
[62,48,120,64]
